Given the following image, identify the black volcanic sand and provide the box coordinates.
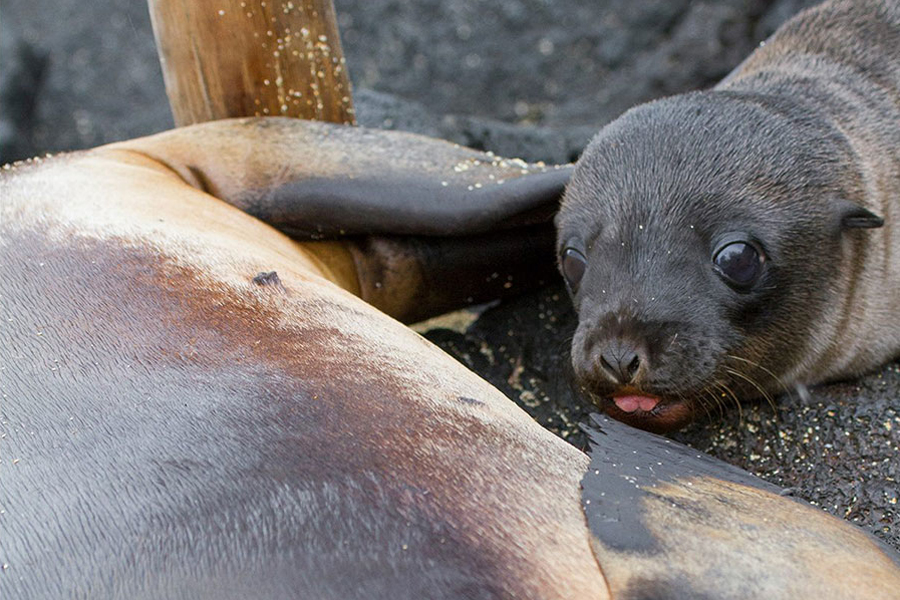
[3,0,896,552]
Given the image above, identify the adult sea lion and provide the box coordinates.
[0,118,596,599]
[557,0,900,432]
[2,117,899,598]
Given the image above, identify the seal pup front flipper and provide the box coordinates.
[114,117,572,322]
[581,414,900,599]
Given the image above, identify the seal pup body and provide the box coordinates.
[557,0,900,431]
[2,118,899,598]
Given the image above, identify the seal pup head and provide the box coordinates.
[557,91,883,432]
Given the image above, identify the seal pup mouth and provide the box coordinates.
[611,393,660,413]
[602,389,694,433]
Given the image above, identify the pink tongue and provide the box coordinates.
[614,395,660,413]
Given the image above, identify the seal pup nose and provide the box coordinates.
[598,339,644,385]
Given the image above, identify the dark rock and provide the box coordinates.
[3,0,818,161]
[1,0,172,158]
[337,0,782,131]
[0,14,47,163]
[353,88,443,138]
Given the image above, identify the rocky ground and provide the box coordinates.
[2,0,820,163]
[3,0,896,550]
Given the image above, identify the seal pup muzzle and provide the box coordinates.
[557,0,900,432]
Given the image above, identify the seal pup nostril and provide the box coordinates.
[598,339,642,384]
[626,354,640,380]
[598,353,619,383]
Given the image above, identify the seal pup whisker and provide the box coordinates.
[707,385,729,421]
[713,381,744,425]
[667,332,680,350]
[795,382,813,404]
[723,367,778,415]
[726,353,794,404]
[699,386,726,423]
[558,332,577,360]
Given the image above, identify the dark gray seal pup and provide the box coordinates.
[556,0,900,432]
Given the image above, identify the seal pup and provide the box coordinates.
[2,117,899,598]
[556,0,900,432]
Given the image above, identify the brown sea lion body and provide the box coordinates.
[557,0,900,431]
[1,119,603,598]
[2,118,899,598]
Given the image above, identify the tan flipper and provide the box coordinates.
[582,415,900,600]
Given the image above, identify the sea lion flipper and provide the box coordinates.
[113,117,570,322]
[114,117,572,238]
[345,226,557,324]
[581,414,900,598]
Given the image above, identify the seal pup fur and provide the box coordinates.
[556,0,900,432]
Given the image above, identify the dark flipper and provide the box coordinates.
[347,224,558,324]
[120,118,571,321]
[581,414,900,599]
[123,117,572,239]
[235,119,571,239]
[260,169,569,239]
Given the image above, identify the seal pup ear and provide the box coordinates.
[833,198,884,229]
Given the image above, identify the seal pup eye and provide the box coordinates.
[713,240,763,289]
[562,247,587,293]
